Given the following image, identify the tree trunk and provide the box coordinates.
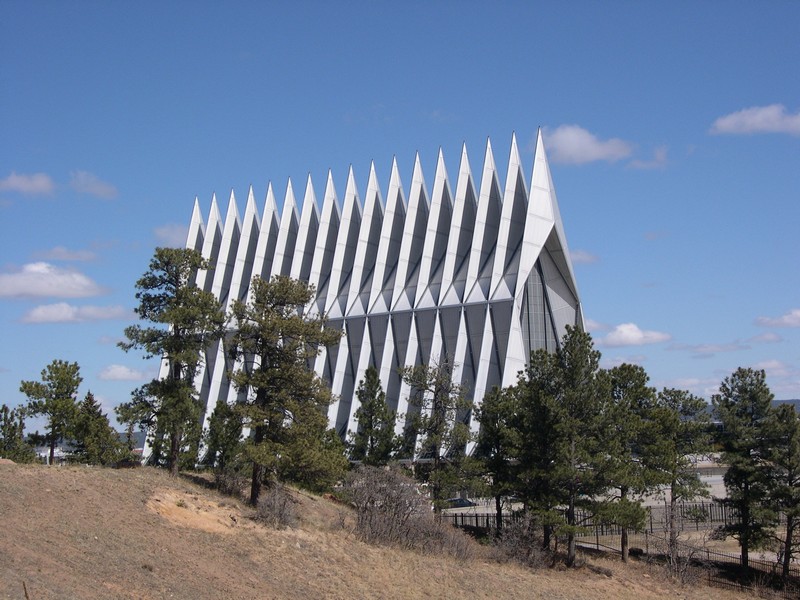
[494,494,503,532]
[741,504,750,570]
[782,516,794,580]
[249,423,266,506]
[621,487,629,562]
[48,436,56,466]
[668,491,678,569]
[168,428,181,477]
[566,494,576,567]
[621,526,629,562]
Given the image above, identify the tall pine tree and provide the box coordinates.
[348,366,397,466]
[20,359,82,465]
[119,247,225,475]
[712,367,777,570]
[226,275,344,505]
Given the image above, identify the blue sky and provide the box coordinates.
[2,2,799,429]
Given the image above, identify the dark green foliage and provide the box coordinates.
[0,404,35,463]
[399,356,472,512]
[764,403,800,578]
[226,275,344,505]
[72,391,124,465]
[474,386,519,530]
[600,363,657,561]
[712,367,777,569]
[646,387,711,570]
[348,366,398,466]
[118,247,225,476]
[20,359,82,465]
[202,399,244,471]
[511,326,611,566]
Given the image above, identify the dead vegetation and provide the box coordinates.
[0,462,749,600]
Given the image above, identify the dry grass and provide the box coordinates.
[0,462,749,600]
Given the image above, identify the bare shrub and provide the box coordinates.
[493,513,550,569]
[341,465,474,559]
[215,467,248,498]
[255,483,298,529]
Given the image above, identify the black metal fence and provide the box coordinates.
[442,502,800,599]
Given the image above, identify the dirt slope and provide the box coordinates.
[0,463,745,600]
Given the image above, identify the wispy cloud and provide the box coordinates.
[154,224,189,248]
[570,249,598,264]
[583,318,608,333]
[0,172,55,195]
[600,354,647,368]
[98,364,148,381]
[628,146,668,170]
[21,303,129,323]
[669,341,750,358]
[597,323,671,347]
[69,171,118,199]
[34,246,97,262]
[644,231,669,241]
[753,359,795,379]
[756,308,800,328]
[710,104,800,136]
[0,263,105,298]
[749,331,782,343]
[543,125,633,165]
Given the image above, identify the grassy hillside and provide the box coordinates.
[0,462,746,600]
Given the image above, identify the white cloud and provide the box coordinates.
[543,125,633,165]
[34,246,96,261]
[710,104,800,136]
[569,249,598,264]
[0,262,105,298]
[669,341,749,357]
[583,318,608,333]
[0,171,55,195]
[21,303,129,323]
[154,224,189,248]
[756,308,800,328]
[98,364,147,381]
[628,146,668,170]
[69,171,118,199]
[598,323,671,347]
[753,359,795,379]
[600,354,647,368]
[749,331,782,343]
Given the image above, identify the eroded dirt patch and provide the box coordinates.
[146,488,250,534]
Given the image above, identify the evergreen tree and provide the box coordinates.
[764,403,800,579]
[226,275,343,505]
[647,387,711,570]
[73,391,123,465]
[513,326,611,566]
[712,367,777,570]
[0,404,35,463]
[474,386,519,531]
[598,363,657,562]
[202,399,244,472]
[118,247,225,476]
[400,356,471,512]
[20,359,82,465]
[348,366,397,466]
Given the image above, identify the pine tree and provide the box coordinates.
[764,403,800,579]
[712,367,777,570]
[202,399,244,472]
[647,387,711,570]
[599,363,657,562]
[226,275,343,505]
[118,247,225,476]
[73,391,123,465]
[513,326,611,566]
[474,386,519,530]
[400,356,471,512]
[0,404,35,463]
[348,366,397,466]
[20,359,82,465]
